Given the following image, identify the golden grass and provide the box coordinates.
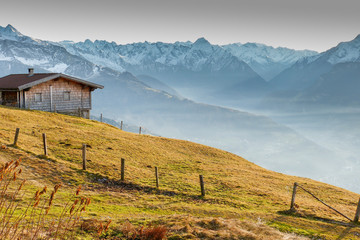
[158,215,310,240]
[0,106,359,239]
[0,158,106,239]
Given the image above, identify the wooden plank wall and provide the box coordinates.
[26,77,91,114]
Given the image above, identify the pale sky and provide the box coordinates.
[0,0,359,52]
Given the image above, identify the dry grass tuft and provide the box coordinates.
[121,221,167,240]
[81,218,112,236]
[197,218,224,230]
[0,159,110,239]
[164,216,308,240]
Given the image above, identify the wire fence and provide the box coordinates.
[4,126,360,224]
[290,182,359,222]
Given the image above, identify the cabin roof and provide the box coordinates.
[0,73,104,91]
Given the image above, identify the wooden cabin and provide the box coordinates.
[0,69,103,118]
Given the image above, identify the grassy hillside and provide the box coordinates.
[0,106,359,239]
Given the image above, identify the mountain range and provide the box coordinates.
[222,42,317,80]
[61,32,360,112]
[266,34,360,111]
[0,24,360,192]
[60,35,317,107]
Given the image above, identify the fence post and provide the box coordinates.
[139,127,142,135]
[120,121,123,130]
[121,158,125,181]
[42,133,48,156]
[100,113,103,123]
[199,175,205,197]
[155,167,159,189]
[82,144,86,170]
[290,182,298,210]
[13,128,20,146]
[354,198,360,222]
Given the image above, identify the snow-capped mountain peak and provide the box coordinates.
[223,42,317,65]
[61,37,253,74]
[3,24,21,35]
[191,37,213,53]
[327,34,360,64]
[84,39,93,45]
[0,24,99,77]
[193,37,211,46]
[0,24,43,44]
[222,42,318,80]
[0,24,24,40]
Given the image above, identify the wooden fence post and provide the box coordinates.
[120,121,123,130]
[13,128,20,146]
[199,175,205,197]
[82,144,86,170]
[290,182,298,210]
[42,133,48,156]
[121,158,125,181]
[100,113,103,123]
[155,167,159,189]
[139,127,142,135]
[354,198,360,222]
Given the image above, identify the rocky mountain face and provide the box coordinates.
[265,34,360,111]
[0,25,95,79]
[62,37,253,75]
[60,36,317,107]
[0,24,41,44]
[61,37,316,81]
[222,42,317,80]
[61,37,268,105]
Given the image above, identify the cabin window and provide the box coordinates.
[64,91,70,101]
[34,93,42,102]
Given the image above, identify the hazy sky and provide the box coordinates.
[0,0,359,52]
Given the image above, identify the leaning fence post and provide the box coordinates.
[82,144,86,170]
[155,167,159,189]
[290,182,298,210]
[120,121,123,130]
[42,133,47,156]
[121,158,125,181]
[199,175,205,197]
[13,128,20,146]
[354,198,360,222]
[139,127,142,135]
